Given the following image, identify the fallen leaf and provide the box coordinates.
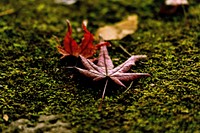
[159,0,189,15]
[3,114,9,121]
[56,20,105,59]
[76,45,150,87]
[75,39,150,110]
[165,0,188,5]
[95,14,138,40]
[54,0,77,5]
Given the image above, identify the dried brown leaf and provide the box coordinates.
[95,14,138,40]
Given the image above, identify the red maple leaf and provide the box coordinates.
[57,20,101,59]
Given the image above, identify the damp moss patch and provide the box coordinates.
[0,0,200,132]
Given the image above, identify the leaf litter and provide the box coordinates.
[56,20,150,110]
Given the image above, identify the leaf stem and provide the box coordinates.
[98,79,108,111]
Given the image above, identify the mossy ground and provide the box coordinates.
[0,0,199,132]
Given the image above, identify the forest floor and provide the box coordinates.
[0,0,199,132]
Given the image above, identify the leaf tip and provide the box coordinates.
[82,19,88,27]
[65,19,72,34]
[66,19,70,24]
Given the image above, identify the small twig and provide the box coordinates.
[181,4,188,24]
[66,66,75,69]
[98,79,108,111]
[52,35,60,43]
[119,44,132,57]
[123,81,134,94]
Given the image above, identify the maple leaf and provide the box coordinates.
[75,40,150,110]
[56,20,98,59]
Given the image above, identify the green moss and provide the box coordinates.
[0,0,200,132]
